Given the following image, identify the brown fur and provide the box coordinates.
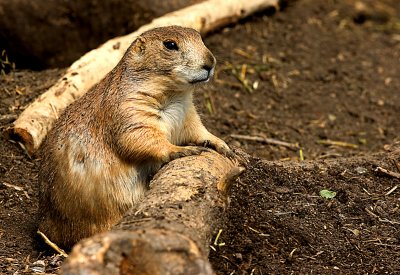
[38,26,233,248]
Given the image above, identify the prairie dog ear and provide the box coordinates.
[133,37,146,54]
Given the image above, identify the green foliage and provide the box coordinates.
[319,189,337,199]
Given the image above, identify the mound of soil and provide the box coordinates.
[1,0,400,273]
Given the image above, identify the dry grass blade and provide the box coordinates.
[317,139,359,149]
[385,185,398,196]
[2,182,24,191]
[233,48,253,59]
[229,63,253,93]
[37,230,68,258]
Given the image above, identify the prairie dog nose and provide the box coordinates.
[202,53,216,77]
[202,64,213,73]
[204,53,216,70]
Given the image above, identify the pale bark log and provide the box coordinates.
[9,0,280,155]
[60,151,244,274]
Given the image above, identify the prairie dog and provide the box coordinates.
[38,26,233,248]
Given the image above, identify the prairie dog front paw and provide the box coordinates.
[168,145,209,162]
[199,138,235,159]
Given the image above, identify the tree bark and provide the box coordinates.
[8,0,280,155]
[59,151,243,274]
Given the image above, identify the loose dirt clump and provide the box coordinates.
[1,0,400,273]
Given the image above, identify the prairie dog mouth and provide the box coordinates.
[189,67,214,84]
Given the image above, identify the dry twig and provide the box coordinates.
[1,182,24,191]
[375,166,400,180]
[317,139,359,149]
[231,134,299,150]
[37,230,68,258]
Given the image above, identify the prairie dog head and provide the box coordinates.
[124,26,216,87]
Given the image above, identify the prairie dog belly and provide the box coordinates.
[58,137,153,218]
[159,93,191,145]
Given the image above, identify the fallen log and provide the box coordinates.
[60,150,244,274]
[8,0,280,155]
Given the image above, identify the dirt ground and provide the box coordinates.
[1,0,400,273]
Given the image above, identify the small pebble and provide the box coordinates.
[230,140,241,147]
[234,253,243,261]
[30,260,46,273]
[50,255,63,267]
[355,166,367,174]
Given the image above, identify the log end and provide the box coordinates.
[61,229,213,275]
[5,126,36,156]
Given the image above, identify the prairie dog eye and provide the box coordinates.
[163,40,179,51]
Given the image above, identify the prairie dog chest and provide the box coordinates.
[159,93,191,144]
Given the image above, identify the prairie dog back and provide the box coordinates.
[38,26,232,248]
